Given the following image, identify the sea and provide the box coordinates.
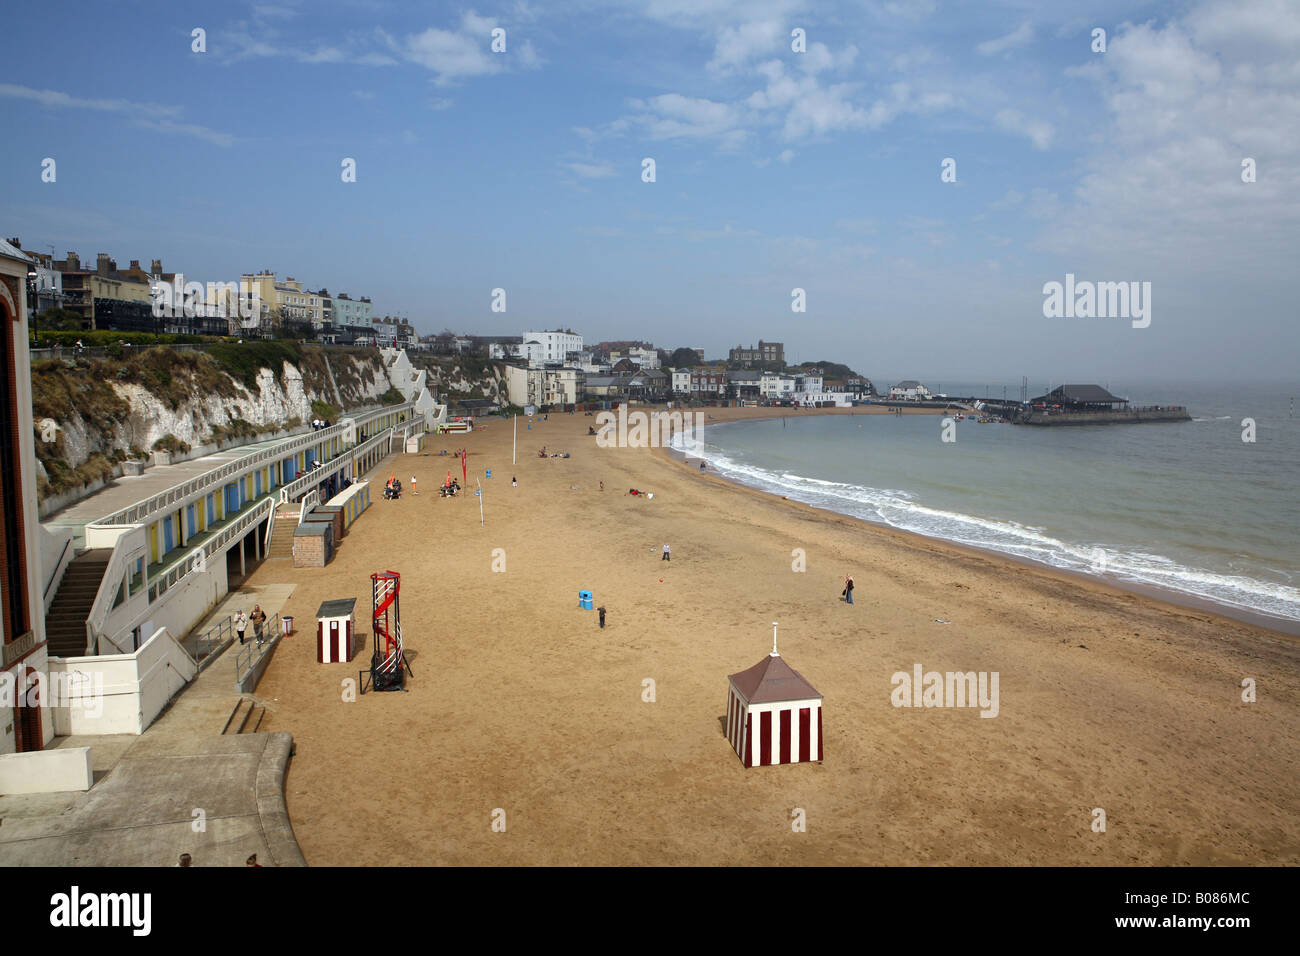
[674,382,1300,631]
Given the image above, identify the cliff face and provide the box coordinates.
[31,345,394,504]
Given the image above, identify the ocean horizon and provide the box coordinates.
[677,382,1300,631]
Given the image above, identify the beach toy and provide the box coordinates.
[659,578,664,583]
[579,590,593,610]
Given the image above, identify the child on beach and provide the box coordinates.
[662,543,671,561]
[512,476,517,487]
[411,475,418,495]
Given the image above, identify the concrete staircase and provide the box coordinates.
[222,697,266,734]
[44,548,113,658]
[266,508,298,559]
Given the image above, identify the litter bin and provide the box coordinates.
[282,615,293,637]
[486,469,492,479]
[578,590,593,610]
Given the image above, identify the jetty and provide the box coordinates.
[1013,384,1189,425]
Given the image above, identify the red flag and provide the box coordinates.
[461,450,468,484]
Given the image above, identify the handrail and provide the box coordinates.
[234,614,280,683]
[263,503,276,551]
[280,428,392,503]
[86,423,346,528]
[85,400,413,529]
[299,489,320,525]
[91,497,275,654]
[43,537,73,605]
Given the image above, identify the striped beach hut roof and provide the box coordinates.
[729,654,822,704]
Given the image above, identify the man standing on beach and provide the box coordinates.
[598,606,606,629]
[843,575,855,604]
[662,543,671,561]
[411,475,418,495]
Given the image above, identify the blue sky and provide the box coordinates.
[2,0,1297,384]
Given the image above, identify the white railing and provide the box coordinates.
[280,428,392,503]
[352,401,414,431]
[263,504,277,551]
[298,489,320,525]
[86,423,346,528]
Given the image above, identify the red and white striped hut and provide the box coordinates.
[316,598,357,663]
[726,624,823,768]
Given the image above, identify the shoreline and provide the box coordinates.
[248,405,1300,866]
[654,404,1300,638]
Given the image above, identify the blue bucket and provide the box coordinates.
[578,589,593,610]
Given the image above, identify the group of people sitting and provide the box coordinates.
[440,473,462,497]
[384,477,403,499]
[537,446,571,459]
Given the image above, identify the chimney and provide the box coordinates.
[151,259,162,274]
[66,251,80,271]
[129,260,141,271]
[7,237,19,249]
[97,253,111,276]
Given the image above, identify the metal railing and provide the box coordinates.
[86,424,346,528]
[234,615,280,684]
[191,615,233,663]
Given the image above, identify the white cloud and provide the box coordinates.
[0,83,235,146]
[977,21,1034,57]
[562,161,617,178]
[995,108,1053,149]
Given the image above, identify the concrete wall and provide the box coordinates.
[0,746,93,793]
[48,627,197,736]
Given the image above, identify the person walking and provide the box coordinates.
[235,609,248,645]
[411,475,418,495]
[842,574,855,604]
[662,543,671,562]
[597,606,606,629]
[250,605,267,646]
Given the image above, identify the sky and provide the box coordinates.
[2,0,1297,385]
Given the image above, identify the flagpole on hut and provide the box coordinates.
[512,414,517,465]
[771,621,779,657]
[477,478,484,527]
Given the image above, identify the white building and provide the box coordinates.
[1,239,52,754]
[671,369,691,394]
[889,380,932,400]
[760,373,797,400]
[505,365,582,408]
[523,329,583,365]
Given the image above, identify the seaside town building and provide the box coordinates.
[690,367,727,396]
[889,380,932,400]
[6,240,64,319]
[670,368,691,394]
[728,340,785,365]
[0,238,51,753]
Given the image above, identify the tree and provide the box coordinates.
[33,308,85,332]
[669,347,699,368]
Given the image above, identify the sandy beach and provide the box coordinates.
[247,405,1300,865]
